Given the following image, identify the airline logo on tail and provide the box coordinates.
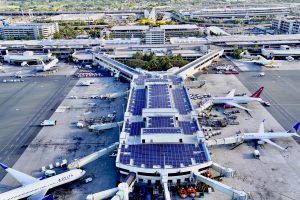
[250,86,264,98]
[287,122,300,136]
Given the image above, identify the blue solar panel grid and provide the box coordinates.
[148,84,171,108]
[119,144,207,168]
[179,120,199,134]
[145,78,169,83]
[172,88,192,114]
[129,89,146,115]
[142,128,182,134]
[125,122,145,136]
[148,117,174,127]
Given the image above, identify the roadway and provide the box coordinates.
[0,76,78,180]
[237,70,300,144]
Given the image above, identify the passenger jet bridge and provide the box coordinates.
[173,49,224,79]
[93,53,142,80]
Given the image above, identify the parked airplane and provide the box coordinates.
[0,163,85,200]
[240,51,276,68]
[243,120,300,151]
[36,59,59,72]
[211,87,264,111]
[253,56,275,68]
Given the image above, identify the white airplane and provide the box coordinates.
[211,86,264,111]
[0,163,85,200]
[36,59,59,72]
[243,120,300,151]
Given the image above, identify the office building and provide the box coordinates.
[110,25,149,39]
[160,25,201,40]
[272,18,300,34]
[145,27,165,44]
[0,22,59,39]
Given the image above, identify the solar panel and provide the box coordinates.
[142,128,182,134]
[119,144,207,168]
[179,120,199,134]
[148,84,171,108]
[172,87,192,114]
[129,89,146,115]
[148,117,174,127]
[125,122,145,136]
[145,78,169,83]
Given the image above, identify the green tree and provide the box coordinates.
[132,52,144,60]
[124,59,146,69]
[232,47,243,59]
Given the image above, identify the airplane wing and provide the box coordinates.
[28,189,48,200]
[226,89,235,98]
[261,139,287,151]
[258,120,265,133]
[224,101,252,112]
[0,163,38,186]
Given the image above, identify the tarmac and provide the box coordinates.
[0,75,78,180]
[0,76,129,199]
[189,73,300,200]
[231,58,300,71]
[237,70,300,145]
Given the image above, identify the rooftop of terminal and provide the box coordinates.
[117,73,210,170]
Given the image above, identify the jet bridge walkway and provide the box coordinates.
[173,49,224,79]
[94,53,141,80]
[205,135,245,147]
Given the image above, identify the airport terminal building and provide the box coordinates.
[116,74,211,184]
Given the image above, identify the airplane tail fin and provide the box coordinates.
[250,87,264,98]
[0,163,8,170]
[287,122,300,137]
[268,58,275,66]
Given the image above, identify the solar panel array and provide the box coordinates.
[145,78,169,83]
[142,128,182,134]
[125,122,145,136]
[148,117,174,127]
[179,120,199,134]
[148,85,171,108]
[129,89,146,115]
[172,88,193,114]
[119,144,207,168]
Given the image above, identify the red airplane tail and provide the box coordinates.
[250,86,264,98]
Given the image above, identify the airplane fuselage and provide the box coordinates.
[243,132,292,140]
[211,97,262,105]
[0,169,85,200]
